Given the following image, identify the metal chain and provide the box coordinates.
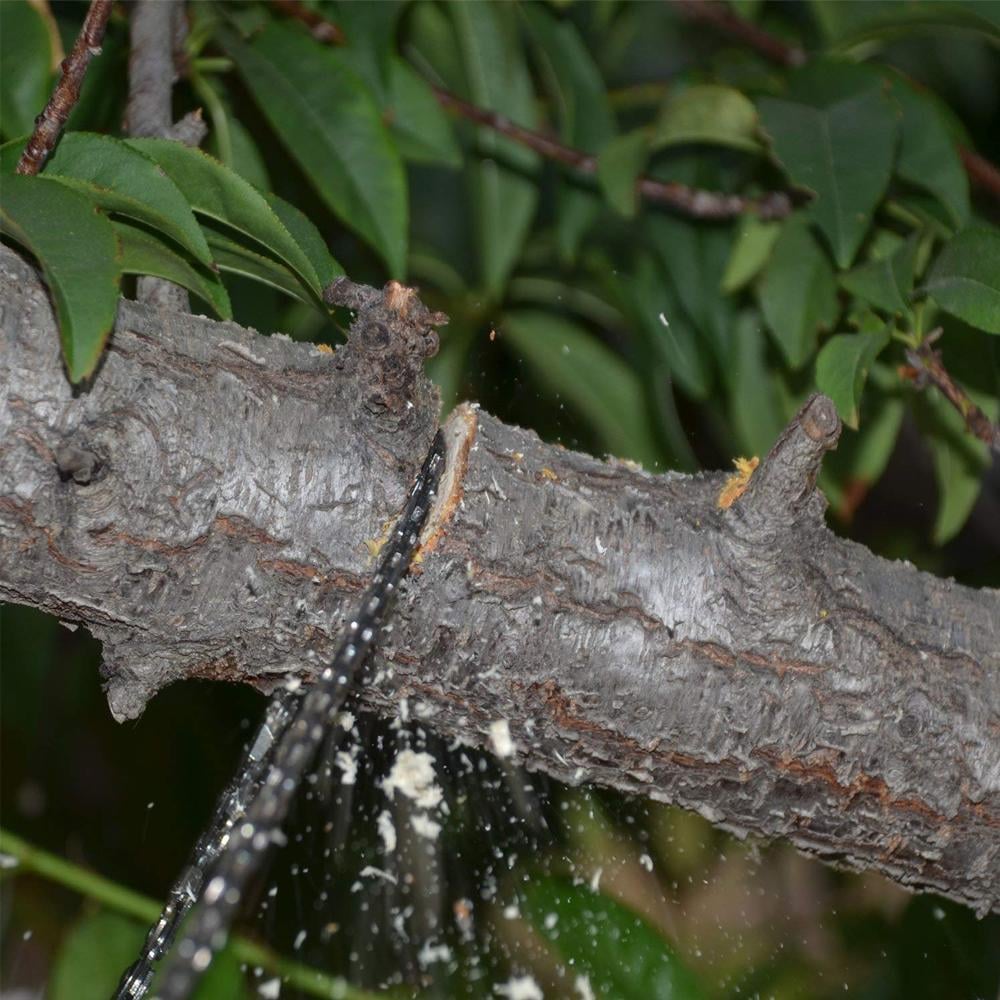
[145,430,446,1000]
[112,689,301,999]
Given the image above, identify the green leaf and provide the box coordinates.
[728,310,790,456]
[521,4,614,152]
[452,1,540,298]
[223,117,271,192]
[50,912,146,1000]
[629,254,712,399]
[890,77,969,229]
[522,4,614,261]
[815,316,890,429]
[840,235,918,315]
[221,21,407,277]
[812,0,1000,49]
[924,226,1000,334]
[555,182,602,264]
[914,386,994,544]
[332,0,459,168]
[821,377,904,516]
[114,220,232,319]
[654,84,763,154]
[203,227,311,304]
[427,324,474,415]
[722,215,782,293]
[0,0,51,140]
[521,877,706,1000]
[758,63,898,268]
[758,216,839,368]
[3,132,213,266]
[333,0,404,102]
[0,174,120,381]
[385,58,461,167]
[264,193,342,289]
[596,131,650,218]
[125,137,322,298]
[646,212,736,376]
[502,309,663,469]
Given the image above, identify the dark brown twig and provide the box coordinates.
[670,0,1000,206]
[15,0,113,176]
[268,0,794,220]
[959,147,1000,204]
[271,0,344,44]
[433,87,794,221]
[903,331,1000,455]
[671,0,806,68]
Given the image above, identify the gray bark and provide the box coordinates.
[126,0,205,313]
[1,245,998,916]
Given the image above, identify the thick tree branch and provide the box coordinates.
[1,245,998,915]
[15,0,113,176]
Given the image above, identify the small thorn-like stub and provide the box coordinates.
[729,394,841,536]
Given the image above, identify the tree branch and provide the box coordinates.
[959,146,1000,204]
[15,0,113,176]
[902,330,1000,455]
[431,87,795,221]
[126,0,206,312]
[2,244,998,915]
[671,0,807,68]
[268,0,795,221]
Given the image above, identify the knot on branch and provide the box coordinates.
[324,277,446,417]
[728,394,841,538]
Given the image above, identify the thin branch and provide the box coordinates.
[127,0,204,312]
[0,828,381,1000]
[903,330,1000,455]
[432,87,795,221]
[268,0,795,221]
[959,146,1000,203]
[271,0,344,45]
[671,0,806,67]
[669,0,1000,206]
[15,0,113,176]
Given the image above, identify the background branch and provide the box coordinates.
[671,0,807,67]
[269,0,795,221]
[15,0,113,176]
[126,0,206,312]
[432,86,795,221]
[903,332,1000,455]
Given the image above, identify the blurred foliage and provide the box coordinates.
[2,0,1000,996]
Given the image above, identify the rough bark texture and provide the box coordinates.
[1,245,998,916]
[126,0,205,313]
